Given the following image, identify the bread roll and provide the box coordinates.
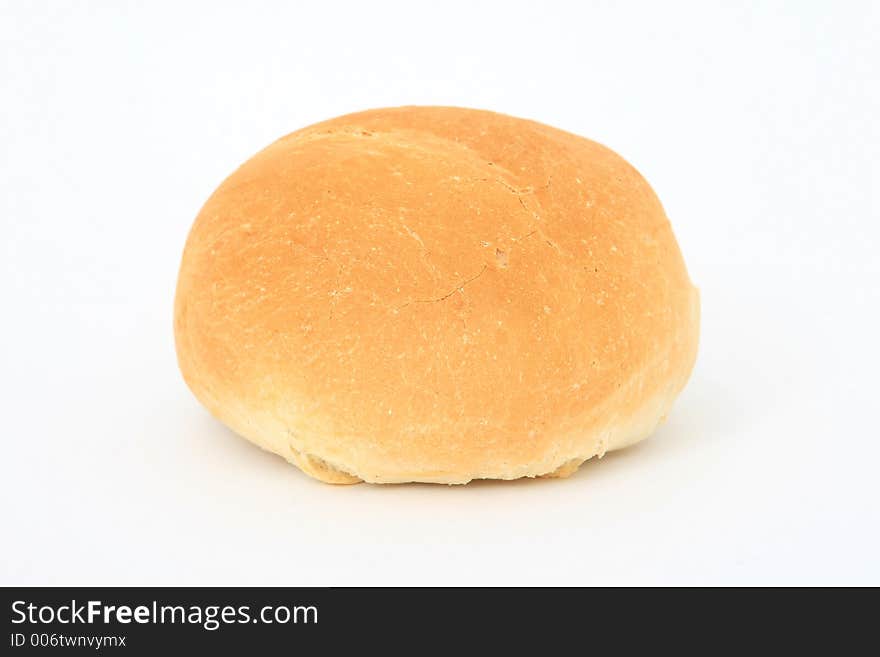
[174,106,699,484]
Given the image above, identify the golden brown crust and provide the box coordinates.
[174,106,699,484]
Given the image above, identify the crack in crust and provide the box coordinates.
[396,264,489,310]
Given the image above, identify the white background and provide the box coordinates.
[2,1,878,585]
